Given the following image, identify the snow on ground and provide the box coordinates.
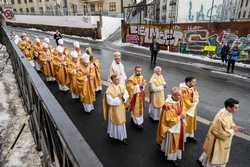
[0,44,41,167]
[11,15,121,40]
[101,17,121,40]
[113,39,250,69]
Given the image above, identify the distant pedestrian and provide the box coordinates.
[150,37,160,65]
[221,43,230,64]
[197,98,244,167]
[53,30,62,46]
[227,45,240,73]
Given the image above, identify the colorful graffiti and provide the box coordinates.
[124,22,250,60]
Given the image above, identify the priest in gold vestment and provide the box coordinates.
[54,46,70,91]
[17,33,34,67]
[198,98,243,167]
[86,47,102,92]
[103,74,129,144]
[179,76,199,142]
[39,43,54,82]
[68,51,80,99]
[32,37,44,70]
[77,53,96,113]
[127,66,146,129]
[156,87,185,167]
[148,66,166,121]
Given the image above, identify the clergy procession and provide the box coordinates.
[14,32,244,167]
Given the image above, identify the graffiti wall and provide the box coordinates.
[123,22,250,59]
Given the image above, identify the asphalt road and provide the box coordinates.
[8,26,250,167]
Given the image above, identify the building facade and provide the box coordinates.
[220,0,239,21]
[236,0,250,20]
[80,0,134,16]
[159,0,178,23]
[1,0,83,15]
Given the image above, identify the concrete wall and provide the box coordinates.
[7,21,102,39]
[122,21,250,59]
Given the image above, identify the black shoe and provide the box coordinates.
[196,159,203,167]
[171,160,179,167]
[188,137,197,143]
[122,139,128,145]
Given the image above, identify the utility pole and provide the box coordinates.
[209,0,215,22]
[121,0,124,19]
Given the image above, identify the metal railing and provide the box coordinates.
[13,10,122,18]
[0,26,103,167]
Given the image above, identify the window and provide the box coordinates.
[17,0,21,4]
[246,0,249,6]
[24,0,27,3]
[83,4,88,14]
[13,8,17,12]
[109,2,116,12]
[30,7,35,13]
[46,0,49,1]
[29,0,33,2]
[39,7,44,14]
[248,11,250,18]
[90,4,95,12]
[19,8,23,13]
[11,0,15,4]
[243,10,246,18]
[238,11,241,18]
[26,8,29,13]
[98,3,103,11]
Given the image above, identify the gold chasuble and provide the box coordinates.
[39,50,54,78]
[203,108,235,165]
[17,40,33,60]
[179,83,199,136]
[103,84,127,125]
[157,96,184,151]
[149,73,166,108]
[127,75,146,117]
[76,63,96,104]
[53,53,69,86]
[67,59,80,95]
[91,58,102,91]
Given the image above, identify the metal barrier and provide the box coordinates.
[0,26,103,167]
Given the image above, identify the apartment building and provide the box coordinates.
[80,0,134,15]
[237,0,250,20]
[1,0,83,15]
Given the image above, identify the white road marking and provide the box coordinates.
[211,70,249,80]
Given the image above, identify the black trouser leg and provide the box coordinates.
[153,53,157,65]
[231,60,235,73]
[221,55,225,63]
[151,52,154,63]
[227,60,231,73]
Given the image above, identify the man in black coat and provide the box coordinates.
[54,30,62,46]
[221,43,230,64]
[150,37,160,65]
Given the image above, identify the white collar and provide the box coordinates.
[179,82,189,89]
